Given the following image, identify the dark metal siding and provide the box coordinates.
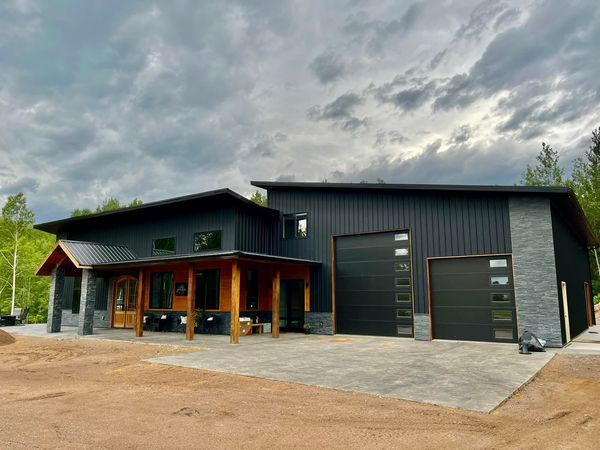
[65,206,237,257]
[267,189,512,314]
[552,208,593,338]
[234,209,279,255]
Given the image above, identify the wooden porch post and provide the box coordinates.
[272,269,280,338]
[230,261,241,344]
[135,269,144,337]
[186,266,196,340]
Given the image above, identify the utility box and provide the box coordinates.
[239,317,252,336]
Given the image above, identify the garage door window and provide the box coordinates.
[396,309,412,318]
[395,248,409,256]
[494,329,513,340]
[489,258,508,268]
[491,293,511,303]
[396,293,411,303]
[397,325,412,336]
[492,310,512,321]
[395,262,410,272]
[394,232,409,241]
[395,278,410,287]
[490,276,509,285]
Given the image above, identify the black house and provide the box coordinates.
[36,182,597,347]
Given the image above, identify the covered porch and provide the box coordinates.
[36,240,319,344]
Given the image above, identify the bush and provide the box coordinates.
[594,294,600,305]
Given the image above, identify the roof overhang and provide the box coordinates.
[36,241,92,276]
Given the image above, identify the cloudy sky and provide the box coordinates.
[1,0,599,222]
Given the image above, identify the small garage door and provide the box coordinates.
[430,255,517,343]
[335,230,413,337]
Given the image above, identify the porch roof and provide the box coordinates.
[37,239,320,276]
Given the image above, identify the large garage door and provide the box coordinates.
[430,255,517,343]
[335,230,413,337]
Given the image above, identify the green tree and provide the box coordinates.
[249,191,267,207]
[70,197,143,217]
[0,193,35,315]
[520,142,565,186]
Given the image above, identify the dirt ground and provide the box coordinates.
[0,335,599,449]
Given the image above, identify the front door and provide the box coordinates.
[280,279,305,332]
[113,276,138,329]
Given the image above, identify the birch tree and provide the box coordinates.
[1,193,34,315]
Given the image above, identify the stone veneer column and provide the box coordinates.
[47,266,65,333]
[78,269,97,336]
[509,197,563,347]
[413,313,431,340]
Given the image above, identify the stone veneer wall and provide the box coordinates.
[509,197,563,347]
[413,313,431,340]
[304,311,333,335]
[61,310,110,328]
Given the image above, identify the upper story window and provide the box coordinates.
[152,237,176,256]
[194,231,222,252]
[284,213,308,239]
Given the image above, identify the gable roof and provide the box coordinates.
[251,181,598,248]
[35,188,278,235]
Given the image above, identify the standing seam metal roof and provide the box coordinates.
[61,240,138,266]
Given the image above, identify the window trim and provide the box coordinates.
[490,292,511,304]
[152,236,177,257]
[490,275,510,286]
[394,262,410,272]
[492,310,512,321]
[489,258,508,268]
[394,248,409,257]
[395,277,411,288]
[195,269,221,311]
[245,268,259,310]
[193,230,222,253]
[493,328,514,340]
[395,292,412,303]
[283,212,308,239]
[149,272,174,310]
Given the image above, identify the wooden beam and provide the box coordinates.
[585,282,593,327]
[230,261,241,344]
[135,269,144,337]
[304,266,310,312]
[186,266,196,340]
[272,269,281,338]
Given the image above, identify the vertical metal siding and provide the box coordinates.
[268,189,512,314]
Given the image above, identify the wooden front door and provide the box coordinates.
[113,276,138,329]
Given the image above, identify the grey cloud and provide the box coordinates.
[309,51,345,84]
[493,7,521,31]
[0,176,39,195]
[275,174,296,182]
[448,125,472,145]
[308,92,368,133]
[374,129,409,148]
[454,0,511,41]
[428,49,447,70]
[423,139,442,153]
[377,81,437,111]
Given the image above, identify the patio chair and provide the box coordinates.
[15,307,29,325]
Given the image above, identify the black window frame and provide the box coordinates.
[246,269,259,310]
[72,277,82,314]
[149,272,174,309]
[283,212,308,239]
[152,236,176,256]
[193,230,222,252]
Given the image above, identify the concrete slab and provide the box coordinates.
[8,325,554,412]
[147,334,553,412]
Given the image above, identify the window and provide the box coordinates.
[489,258,508,268]
[394,232,409,241]
[246,269,259,310]
[152,237,176,256]
[492,310,512,321]
[490,276,509,285]
[395,278,410,287]
[395,293,411,303]
[196,270,220,310]
[395,262,410,272]
[494,328,513,340]
[149,272,174,309]
[491,293,511,303]
[194,231,221,252]
[395,248,409,256]
[397,324,412,336]
[396,309,412,318]
[283,213,308,239]
[72,277,82,314]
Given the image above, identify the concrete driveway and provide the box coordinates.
[147,333,554,412]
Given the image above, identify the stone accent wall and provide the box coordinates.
[47,266,65,333]
[61,310,109,328]
[413,313,431,340]
[78,269,97,335]
[305,311,333,335]
[509,197,563,347]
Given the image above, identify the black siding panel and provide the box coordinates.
[61,276,109,311]
[552,209,593,338]
[268,189,512,314]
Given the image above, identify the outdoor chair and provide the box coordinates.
[15,307,29,325]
